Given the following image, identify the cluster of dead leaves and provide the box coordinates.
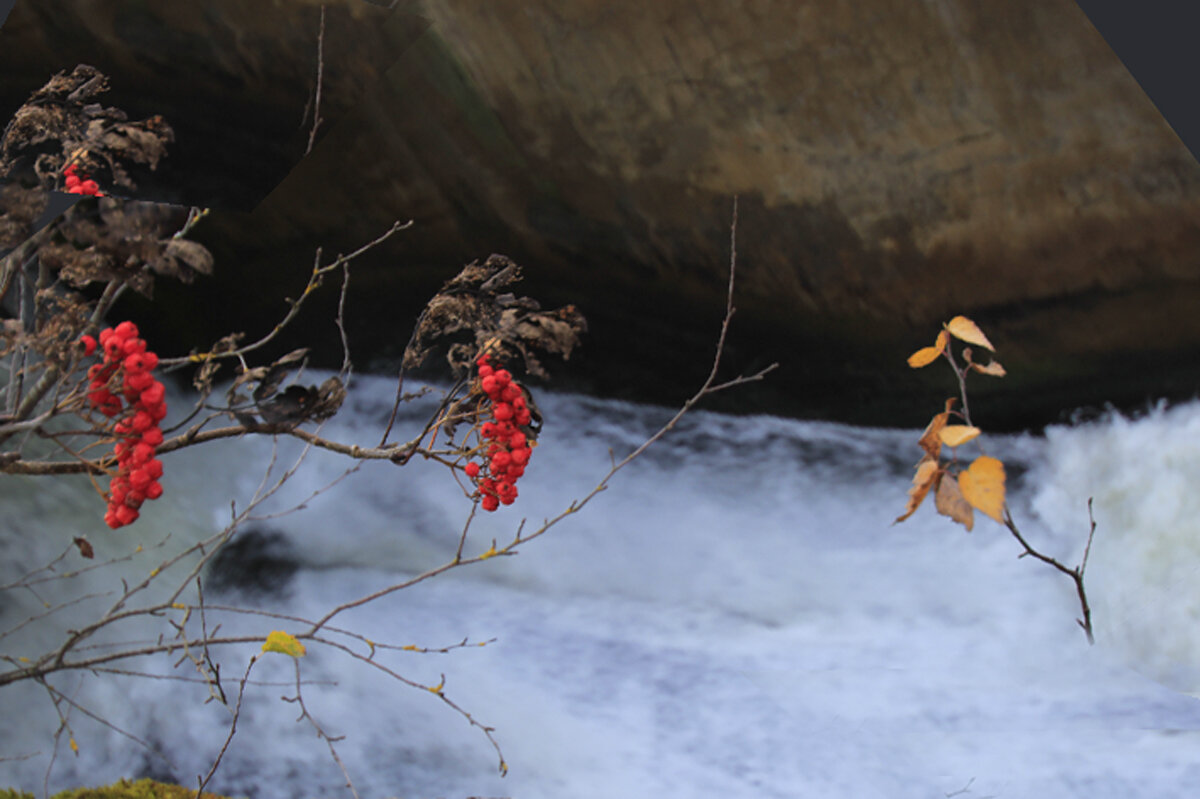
[896,316,1007,532]
[35,199,212,298]
[224,346,345,428]
[402,253,587,380]
[0,64,173,194]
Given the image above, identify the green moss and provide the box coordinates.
[0,778,237,799]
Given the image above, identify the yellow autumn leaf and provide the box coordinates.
[895,457,942,523]
[69,736,79,755]
[958,455,1006,523]
[907,346,942,368]
[945,316,994,351]
[262,630,306,658]
[935,471,974,532]
[938,425,981,448]
[971,360,1006,377]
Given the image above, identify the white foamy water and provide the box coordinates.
[2,377,1200,798]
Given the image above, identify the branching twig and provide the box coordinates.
[282,658,359,799]
[195,656,256,798]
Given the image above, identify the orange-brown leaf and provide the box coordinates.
[971,360,1006,377]
[946,316,994,351]
[917,398,958,459]
[935,471,974,531]
[895,458,942,523]
[939,425,981,448]
[958,455,1006,523]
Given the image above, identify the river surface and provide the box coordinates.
[2,375,1200,798]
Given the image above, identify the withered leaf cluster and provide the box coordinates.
[0,181,48,250]
[226,348,345,428]
[0,64,173,194]
[36,199,213,298]
[403,254,587,379]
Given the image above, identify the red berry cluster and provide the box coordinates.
[63,163,104,196]
[463,353,534,512]
[80,321,166,528]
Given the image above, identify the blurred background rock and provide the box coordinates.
[3,0,1198,429]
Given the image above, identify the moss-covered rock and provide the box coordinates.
[0,777,236,799]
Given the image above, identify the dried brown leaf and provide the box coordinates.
[895,457,942,524]
[971,360,1006,377]
[935,473,974,531]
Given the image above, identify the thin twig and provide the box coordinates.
[305,5,327,155]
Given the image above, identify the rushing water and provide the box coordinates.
[3,375,1200,798]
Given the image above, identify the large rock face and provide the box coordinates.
[3,0,1199,428]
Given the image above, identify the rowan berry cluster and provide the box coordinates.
[80,321,166,528]
[62,163,104,196]
[463,353,534,512]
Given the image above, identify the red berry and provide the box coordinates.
[114,321,138,340]
[130,442,155,465]
[500,384,522,403]
[80,335,97,356]
[493,369,511,386]
[480,375,498,396]
[143,459,163,480]
[88,388,113,407]
[515,409,532,426]
[80,180,99,194]
[511,447,530,466]
[509,432,527,450]
[145,481,163,500]
[122,339,147,358]
[98,328,113,346]
[125,371,154,392]
[114,505,139,525]
[477,364,493,379]
[481,495,499,512]
[130,411,153,433]
[141,427,164,447]
[141,351,159,371]
[129,468,152,491]
[464,462,481,479]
